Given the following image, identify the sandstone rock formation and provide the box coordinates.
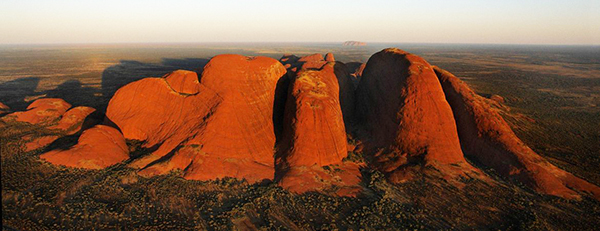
[106,55,286,183]
[277,64,348,168]
[325,53,335,62]
[1,98,97,151]
[24,106,97,151]
[355,48,479,183]
[48,106,97,133]
[434,66,600,200]
[297,53,327,70]
[278,54,357,131]
[2,98,71,125]
[28,48,599,201]
[0,102,10,115]
[276,63,360,195]
[40,125,129,169]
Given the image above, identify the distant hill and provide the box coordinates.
[342,41,366,46]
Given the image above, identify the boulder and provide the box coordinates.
[434,66,600,200]
[355,48,479,183]
[40,125,129,169]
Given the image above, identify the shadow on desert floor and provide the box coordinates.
[0,58,211,112]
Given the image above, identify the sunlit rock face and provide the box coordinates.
[434,66,600,200]
[106,55,286,183]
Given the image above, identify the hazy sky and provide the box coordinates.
[1,0,599,45]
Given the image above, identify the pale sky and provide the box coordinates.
[0,0,599,45]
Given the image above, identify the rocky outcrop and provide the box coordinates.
[105,70,221,166]
[40,125,129,169]
[434,66,600,200]
[356,48,479,183]
[1,98,97,151]
[276,64,348,168]
[0,102,10,115]
[48,106,97,133]
[276,63,360,195]
[325,53,335,62]
[24,106,97,151]
[27,48,598,200]
[107,55,286,183]
[278,55,357,131]
[2,98,71,125]
[297,54,327,70]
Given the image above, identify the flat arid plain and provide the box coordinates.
[1,43,599,230]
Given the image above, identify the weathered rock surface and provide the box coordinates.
[279,55,357,131]
[107,55,286,183]
[276,63,360,194]
[49,106,97,134]
[1,98,97,152]
[105,70,220,164]
[434,66,600,200]
[277,64,348,168]
[356,48,479,183]
[297,54,327,70]
[2,98,71,125]
[24,106,97,151]
[40,125,129,169]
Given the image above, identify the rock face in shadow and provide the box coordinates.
[355,48,479,183]
[276,63,361,195]
[434,66,600,200]
[0,102,9,115]
[332,62,357,132]
[106,55,286,183]
[40,125,129,169]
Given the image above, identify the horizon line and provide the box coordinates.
[1,41,599,47]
